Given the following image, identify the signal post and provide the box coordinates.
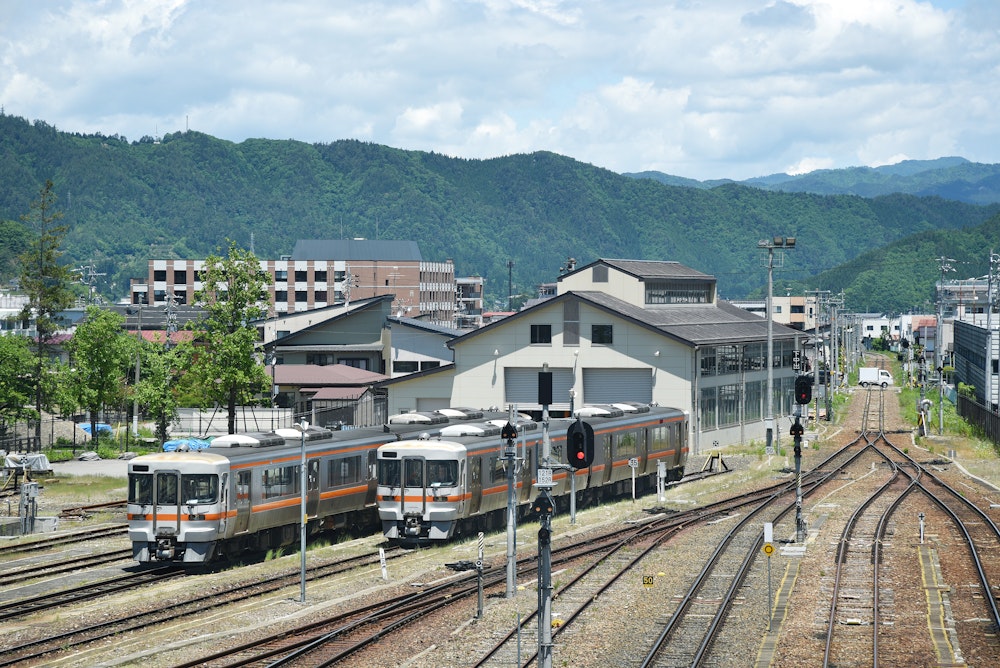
[534,369,595,668]
[793,374,811,542]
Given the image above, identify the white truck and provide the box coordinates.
[858,367,893,387]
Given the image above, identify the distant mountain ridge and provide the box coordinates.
[1,111,998,314]
[625,156,1000,205]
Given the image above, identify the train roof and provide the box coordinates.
[129,404,684,468]
[128,451,230,468]
[377,404,686,457]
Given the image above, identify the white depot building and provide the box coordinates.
[381,258,805,454]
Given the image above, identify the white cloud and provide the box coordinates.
[2,0,999,179]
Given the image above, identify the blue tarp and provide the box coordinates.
[79,423,113,434]
[163,437,211,452]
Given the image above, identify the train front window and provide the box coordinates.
[129,473,153,504]
[378,459,401,487]
[181,474,218,504]
[428,460,457,487]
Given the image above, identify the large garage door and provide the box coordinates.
[504,367,574,410]
[582,368,653,405]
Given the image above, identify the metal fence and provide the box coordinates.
[957,394,1000,445]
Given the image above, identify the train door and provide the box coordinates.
[365,449,378,505]
[234,470,251,534]
[518,440,535,503]
[307,460,320,518]
[401,457,427,518]
[601,432,614,485]
[152,470,181,535]
[468,456,483,514]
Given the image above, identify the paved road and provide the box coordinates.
[50,457,129,478]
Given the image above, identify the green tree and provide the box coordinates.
[190,242,270,434]
[18,180,77,444]
[135,337,183,444]
[67,306,132,443]
[0,334,36,434]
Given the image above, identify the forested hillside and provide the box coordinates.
[629,157,1000,205]
[807,210,1000,314]
[1,112,996,311]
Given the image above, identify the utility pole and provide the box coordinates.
[936,257,955,434]
[758,236,796,453]
[986,251,999,411]
[810,290,830,424]
[535,364,554,668]
[501,409,520,599]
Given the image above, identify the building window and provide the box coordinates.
[592,324,613,345]
[274,270,288,281]
[294,270,308,281]
[563,300,579,346]
[295,290,308,302]
[306,353,336,365]
[274,290,288,302]
[154,270,167,282]
[530,324,552,344]
[700,347,717,376]
[340,358,369,370]
[393,360,419,373]
[334,270,346,282]
[173,270,187,284]
[718,384,740,427]
[314,270,327,282]
[313,290,327,302]
[420,360,441,371]
[592,265,608,282]
[645,280,713,304]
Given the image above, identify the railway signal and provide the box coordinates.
[566,419,594,469]
[794,374,812,405]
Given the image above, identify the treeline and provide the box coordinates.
[0,111,997,312]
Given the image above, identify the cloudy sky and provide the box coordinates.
[2,0,998,181]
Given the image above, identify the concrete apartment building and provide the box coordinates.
[129,239,463,328]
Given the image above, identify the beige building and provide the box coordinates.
[381,259,804,453]
[129,239,457,327]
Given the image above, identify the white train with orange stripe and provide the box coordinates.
[127,411,494,563]
[376,403,688,543]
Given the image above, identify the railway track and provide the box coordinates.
[814,386,1000,667]
[0,547,406,667]
[0,565,181,624]
[0,523,126,558]
[0,547,135,587]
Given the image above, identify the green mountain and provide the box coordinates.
[804,210,1000,315]
[627,157,1000,205]
[1,112,997,313]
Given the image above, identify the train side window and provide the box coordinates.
[181,474,218,504]
[329,456,362,487]
[129,473,153,504]
[262,465,298,499]
[490,456,506,484]
[617,430,638,458]
[428,460,457,487]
